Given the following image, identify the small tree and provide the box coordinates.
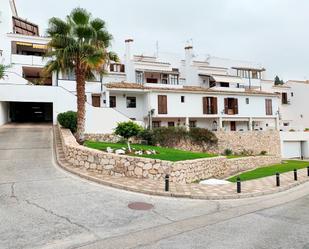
[274,75,284,85]
[114,121,143,152]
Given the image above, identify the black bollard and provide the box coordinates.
[237,177,241,193]
[276,173,280,187]
[294,169,298,181]
[165,174,169,192]
[301,156,304,160]
[307,166,309,177]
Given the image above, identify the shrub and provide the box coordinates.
[138,129,156,145]
[57,111,77,133]
[260,150,267,155]
[304,128,309,132]
[114,121,143,151]
[289,129,295,132]
[188,127,218,145]
[224,149,233,156]
[152,127,187,147]
[239,149,254,156]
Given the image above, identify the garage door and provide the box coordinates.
[9,102,53,122]
[282,141,301,158]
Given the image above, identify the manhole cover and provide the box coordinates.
[128,202,154,210]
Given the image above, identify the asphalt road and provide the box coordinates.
[0,125,308,249]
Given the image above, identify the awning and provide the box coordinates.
[199,74,245,84]
[136,69,179,75]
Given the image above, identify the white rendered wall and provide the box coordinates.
[0,84,131,133]
[148,91,279,119]
[281,82,309,131]
[109,92,147,121]
[0,102,8,125]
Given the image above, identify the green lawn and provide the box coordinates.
[228,160,309,182]
[84,141,217,162]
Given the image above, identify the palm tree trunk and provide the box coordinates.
[76,68,86,143]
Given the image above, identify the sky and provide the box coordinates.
[15,0,309,80]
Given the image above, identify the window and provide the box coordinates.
[265,99,273,115]
[170,74,179,85]
[251,71,258,79]
[220,82,229,88]
[136,71,144,84]
[246,98,249,104]
[281,92,288,104]
[203,97,218,114]
[181,96,185,103]
[126,97,136,108]
[152,121,161,128]
[189,121,196,128]
[158,95,168,114]
[109,96,116,108]
[161,74,169,84]
[224,98,238,115]
[92,95,101,107]
[110,63,125,73]
[291,92,294,97]
[283,122,289,127]
[168,122,175,127]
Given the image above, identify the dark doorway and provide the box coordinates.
[9,102,53,122]
[230,121,236,131]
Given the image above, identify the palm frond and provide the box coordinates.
[70,8,91,25]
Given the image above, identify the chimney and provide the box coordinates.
[125,39,134,62]
[124,39,134,82]
[184,46,194,85]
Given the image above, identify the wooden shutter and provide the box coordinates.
[211,97,218,114]
[158,95,167,114]
[92,95,101,107]
[110,64,114,72]
[224,98,228,114]
[265,99,273,115]
[233,98,238,114]
[203,97,208,114]
[120,64,125,72]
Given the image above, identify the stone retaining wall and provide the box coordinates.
[59,126,281,184]
[173,131,281,156]
[85,130,281,156]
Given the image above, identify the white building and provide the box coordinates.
[0,0,281,134]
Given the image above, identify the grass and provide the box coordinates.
[228,160,309,182]
[84,141,217,162]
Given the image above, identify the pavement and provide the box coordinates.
[0,124,309,249]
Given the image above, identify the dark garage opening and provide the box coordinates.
[9,102,53,122]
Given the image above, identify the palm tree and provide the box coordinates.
[44,8,118,142]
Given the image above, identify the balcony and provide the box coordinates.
[11,54,48,66]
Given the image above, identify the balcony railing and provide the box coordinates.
[11,54,48,66]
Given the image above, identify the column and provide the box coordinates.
[185,117,190,131]
[249,117,253,131]
[275,116,280,131]
[219,117,223,130]
[105,90,110,108]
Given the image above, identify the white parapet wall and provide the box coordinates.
[280,131,309,158]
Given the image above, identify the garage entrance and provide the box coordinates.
[282,141,302,159]
[9,102,53,123]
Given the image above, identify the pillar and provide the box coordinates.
[185,117,189,131]
[249,117,253,131]
[219,117,223,130]
[105,90,110,108]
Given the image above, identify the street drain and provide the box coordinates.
[128,202,154,210]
